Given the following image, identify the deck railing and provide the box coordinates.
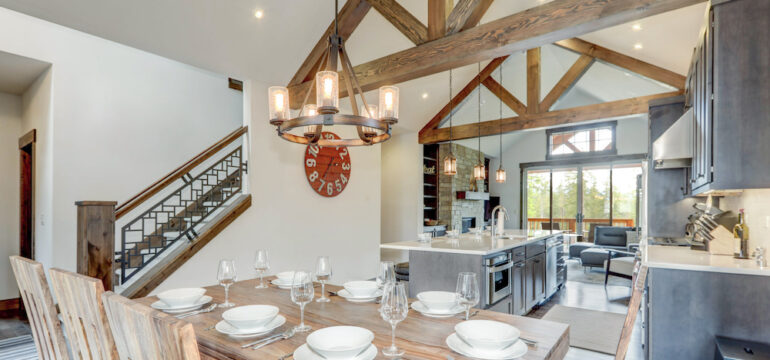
[526,217,634,233]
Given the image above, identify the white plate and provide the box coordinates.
[215,315,286,338]
[271,279,293,289]
[446,333,527,360]
[411,301,465,317]
[294,343,377,360]
[151,295,212,313]
[337,289,382,302]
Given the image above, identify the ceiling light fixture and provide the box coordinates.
[495,64,506,183]
[254,9,264,18]
[443,70,457,176]
[631,23,642,31]
[634,43,643,50]
[268,0,398,146]
[473,62,486,181]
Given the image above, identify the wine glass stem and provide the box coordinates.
[299,303,306,328]
[224,284,230,304]
[465,307,470,320]
[321,282,326,298]
[259,271,264,287]
[391,323,397,350]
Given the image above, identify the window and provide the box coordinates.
[546,121,617,160]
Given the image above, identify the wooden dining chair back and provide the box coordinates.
[102,291,200,360]
[615,262,649,360]
[49,268,118,359]
[9,256,71,360]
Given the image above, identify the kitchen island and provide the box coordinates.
[381,230,564,315]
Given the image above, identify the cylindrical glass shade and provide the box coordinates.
[443,153,457,176]
[302,104,318,137]
[378,86,399,120]
[361,104,379,136]
[473,163,486,180]
[496,168,507,183]
[268,86,290,121]
[315,71,339,111]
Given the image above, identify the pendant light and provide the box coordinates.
[443,69,457,176]
[495,63,507,183]
[473,62,486,181]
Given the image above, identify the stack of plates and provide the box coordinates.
[412,291,463,318]
[294,326,376,360]
[339,281,382,303]
[446,320,527,359]
[151,288,211,314]
[337,289,382,303]
[411,301,464,318]
[216,305,285,338]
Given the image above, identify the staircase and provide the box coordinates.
[76,126,251,298]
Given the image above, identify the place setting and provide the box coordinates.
[446,320,528,360]
[150,287,215,315]
[411,291,465,318]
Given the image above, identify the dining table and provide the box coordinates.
[136,277,569,360]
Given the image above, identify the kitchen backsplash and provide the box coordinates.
[721,189,770,252]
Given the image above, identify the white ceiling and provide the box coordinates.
[0,0,707,132]
[0,50,50,94]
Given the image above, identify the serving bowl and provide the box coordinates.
[306,326,374,359]
[275,271,296,283]
[156,288,206,308]
[222,305,279,330]
[417,291,458,312]
[343,281,379,297]
[455,320,520,351]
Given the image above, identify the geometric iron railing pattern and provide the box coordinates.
[118,147,243,283]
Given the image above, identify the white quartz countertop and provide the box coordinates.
[379,229,562,256]
[642,243,770,276]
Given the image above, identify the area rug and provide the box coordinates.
[567,259,630,287]
[542,305,625,355]
[0,335,37,360]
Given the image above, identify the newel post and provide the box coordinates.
[75,201,117,291]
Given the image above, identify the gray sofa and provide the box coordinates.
[570,226,635,268]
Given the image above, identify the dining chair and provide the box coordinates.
[49,268,118,359]
[615,262,649,360]
[102,291,201,360]
[9,256,71,360]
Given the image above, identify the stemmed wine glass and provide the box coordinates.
[254,249,269,289]
[456,272,479,320]
[376,261,396,287]
[379,282,408,357]
[290,270,314,332]
[315,256,332,303]
[217,259,237,308]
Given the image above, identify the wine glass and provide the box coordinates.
[456,272,479,320]
[254,249,269,289]
[290,270,314,332]
[315,256,332,303]
[376,261,396,287]
[379,282,408,357]
[217,259,237,308]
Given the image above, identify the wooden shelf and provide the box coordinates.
[423,156,437,161]
[423,195,437,198]
[424,207,435,210]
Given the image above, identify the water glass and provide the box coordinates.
[376,261,396,287]
[217,259,237,308]
[456,272,479,320]
[254,249,269,289]
[379,282,408,357]
[290,270,314,332]
[315,256,332,303]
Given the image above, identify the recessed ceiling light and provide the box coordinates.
[422,92,429,99]
[254,9,264,19]
[634,43,643,50]
[632,23,642,31]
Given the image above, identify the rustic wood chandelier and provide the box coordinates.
[268,0,398,147]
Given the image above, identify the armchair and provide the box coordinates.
[604,249,637,286]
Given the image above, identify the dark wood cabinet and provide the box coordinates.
[512,261,526,315]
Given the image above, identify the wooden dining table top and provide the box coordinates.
[135,277,569,360]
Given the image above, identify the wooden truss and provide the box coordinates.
[286,0,703,109]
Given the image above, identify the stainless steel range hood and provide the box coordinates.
[652,108,693,169]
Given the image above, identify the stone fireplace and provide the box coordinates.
[437,143,486,231]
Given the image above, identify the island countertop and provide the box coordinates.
[642,243,770,276]
[380,229,562,256]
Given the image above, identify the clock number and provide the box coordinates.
[306,158,316,167]
[309,171,319,182]
[317,179,326,192]
[324,133,335,140]
[335,180,342,192]
[308,145,320,157]
[339,147,348,159]
[340,173,348,184]
[327,182,334,195]
[341,162,351,171]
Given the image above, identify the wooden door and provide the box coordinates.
[18,130,35,318]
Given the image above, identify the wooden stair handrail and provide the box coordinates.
[115,126,248,220]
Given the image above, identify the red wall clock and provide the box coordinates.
[304,132,351,197]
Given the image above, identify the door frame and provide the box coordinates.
[19,129,36,260]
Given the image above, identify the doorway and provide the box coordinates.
[18,130,35,261]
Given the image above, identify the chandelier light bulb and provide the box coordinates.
[316,71,339,112]
[361,104,379,136]
[303,104,318,137]
[378,86,399,120]
[268,86,290,122]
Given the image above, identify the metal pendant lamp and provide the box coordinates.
[443,69,457,176]
[495,64,507,183]
[473,63,486,181]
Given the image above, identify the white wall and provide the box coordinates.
[0,8,243,271]
[155,81,382,291]
[721,189,770,251]
[381,132,423,244]
[488,116,649,228]
[0,92,21,300]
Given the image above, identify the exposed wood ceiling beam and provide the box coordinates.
[418,56,507,136]
[288,0,703,108]
[526,48,541,114]
[481,77,527,116]
[428,0,450,41]
[367,0,428,45]
[458,0,494,32]
[540,54,594,112]
[555,38,686,89]
[418,91,682,144]
[287,0,371,86]
[446,0,493,35]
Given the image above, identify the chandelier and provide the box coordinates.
[268,0,398,146]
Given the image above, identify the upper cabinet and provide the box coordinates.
[685,0,770,195]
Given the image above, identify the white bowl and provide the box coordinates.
[343,281,379,298]
[306,326,374,360]
[417,291,458,312]
[222,305,279,330]
[455,320,520,351]
[275,271,296,283]
[156,288,206,308]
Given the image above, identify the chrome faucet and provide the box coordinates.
[490,205,509,239]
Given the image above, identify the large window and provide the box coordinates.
[524,161,642,236]
[546,121,617,160]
